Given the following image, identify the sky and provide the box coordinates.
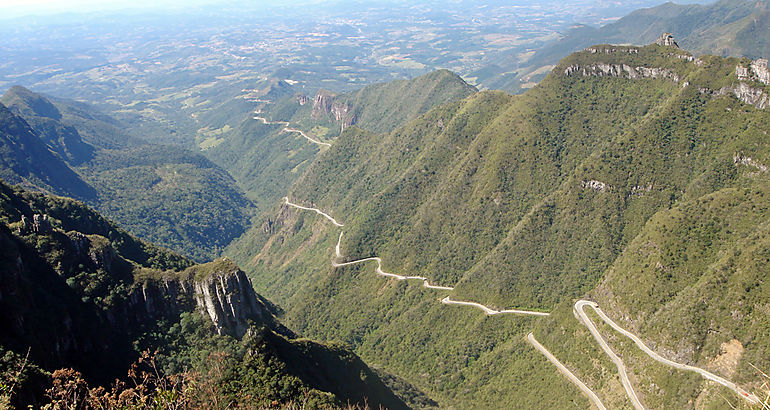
[0,0,253,18]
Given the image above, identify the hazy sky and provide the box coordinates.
[0,0,244,18]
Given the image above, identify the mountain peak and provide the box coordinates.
[1,85,61,121]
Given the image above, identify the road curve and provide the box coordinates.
[283,197,344,227]
[527,332,607,410]
[574,300,645,409]
[281,198,760,407]
[285,127,332,147]
[442,296,550,316]
[575,300,762,406]
[332,257,454,290]
[253,116,332,147]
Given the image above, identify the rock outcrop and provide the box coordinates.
[564,63,683,83]
[295,94,310,105]
[2,213,280,382]
[655,32,679,48]
[192,266,264,338]
[311,90,356,133]
[736,58,770,85]
[131,258,277,339]
[566,42,769,110]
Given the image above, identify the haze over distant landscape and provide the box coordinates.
[1,0,769,408]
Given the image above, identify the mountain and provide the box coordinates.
[307,69,478,135]
[488,0,770,93]
[229,40,770,408]
[0,86,95,164]
[205,69,477,213]
[1,86,255,261]
[0,103,96,200]
[0,180,411,409]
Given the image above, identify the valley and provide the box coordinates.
[2,0,770,409]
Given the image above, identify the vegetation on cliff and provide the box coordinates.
[0,180,410,409]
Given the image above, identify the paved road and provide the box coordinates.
[280,198,761,408]
[335,231,344,258]
[332,257,455,290]
[283,197,344,227]
[574,300,644,409]
[527,332,607,410]
[575,300,762,407]
[442,296,550,316]
[253,116,332,147]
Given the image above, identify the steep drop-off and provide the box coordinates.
[0,180,410,409]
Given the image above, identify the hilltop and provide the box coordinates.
[489,0,770,93]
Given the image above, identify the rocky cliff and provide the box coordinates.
[0,181,282,382]
[311,89,356,133]
[561,35,769,110]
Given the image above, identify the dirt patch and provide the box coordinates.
[709,339,744,378]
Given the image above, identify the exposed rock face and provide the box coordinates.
[564,63,682,83]
[193,268,264,338]
[655,32,679,48]
[734,152,769,172]
[581,180,611,192]
[585,46,639,54]
[129,261,272,339]
[311,90,356,132]
[295,94,310,105]
[751,59,770,84]
[2,222,276,382]
[566,46,769,110]
[17,214,52,234]
[736,58,770,85]
[718,83,769,109]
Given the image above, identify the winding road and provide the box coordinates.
[283,197,344,227]
[575,300,645,409]
[332,257,455,290]
[253,116,332,147]
[574,300,762,407]
[280,198,763,408]
[527,332,607,410]
[442,296,549,317]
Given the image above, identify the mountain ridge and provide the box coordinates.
[230,40,770,408]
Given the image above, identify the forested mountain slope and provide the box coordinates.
[229,40,770,408]
[0,104,95,200]
[0,180,410,409]
[1,86,255,261]
[206,69,476,212]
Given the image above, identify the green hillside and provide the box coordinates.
[228,42,770,408]
[205,69,476,213]
[0,103,96,200]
